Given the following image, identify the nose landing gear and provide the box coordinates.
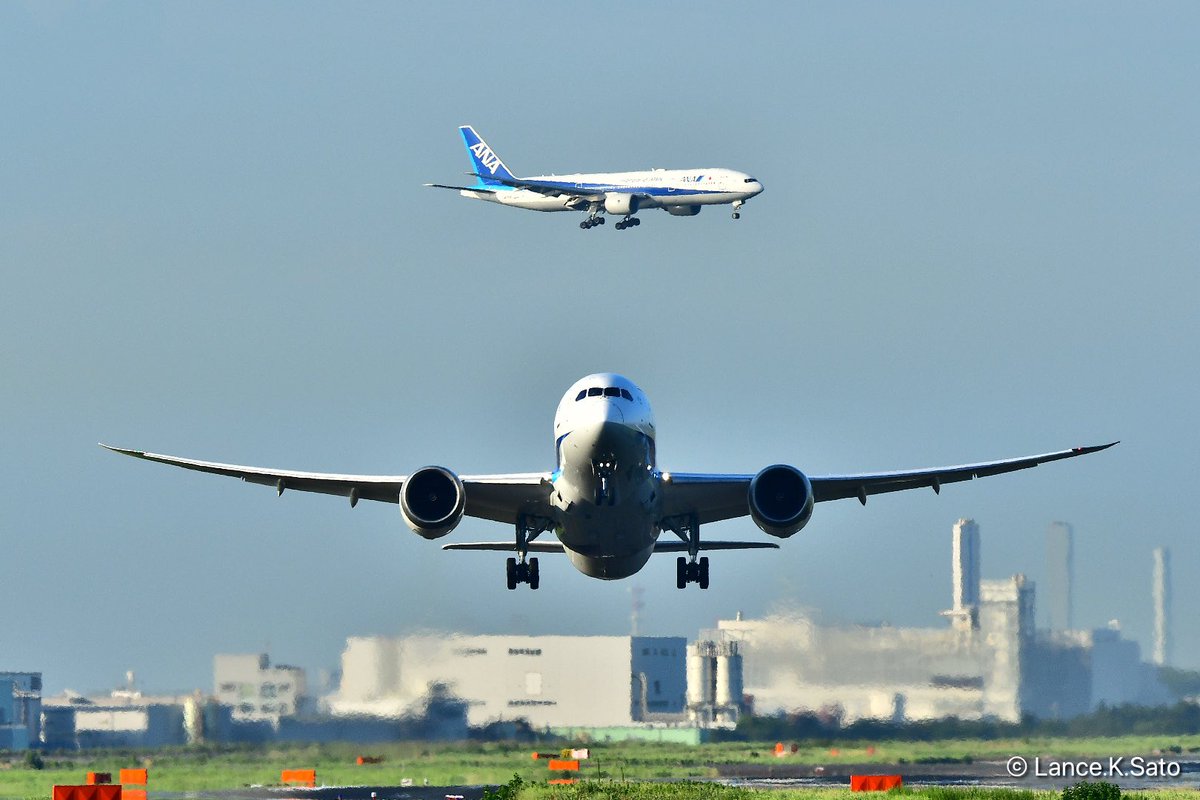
[732,200,744,220]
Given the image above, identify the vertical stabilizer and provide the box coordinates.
[459,125,516,187]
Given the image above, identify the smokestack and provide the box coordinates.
[1153,547,1172,666]
[948,518,980,631]
[1046,522,1074,630]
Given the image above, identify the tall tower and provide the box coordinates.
[1153,547,1172,666]
[949,518,981,630]
[1045,521,1074,630]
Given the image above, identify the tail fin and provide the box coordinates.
[459,125,516,187]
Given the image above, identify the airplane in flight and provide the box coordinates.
[104,373,1115,591]
[425,126,764,230]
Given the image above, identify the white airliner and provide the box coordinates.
[104,374,1115,591]
[425,126,764,230]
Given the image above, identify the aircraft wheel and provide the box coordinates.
[631,217,641,226]
[615,221,626,230]
[597,216,605,225]
[506,557,517,590]
[698,556,710,590]
[529,557,540,590]
[580,221,588,229]
[733,212,741,220]
[676,556,687,589]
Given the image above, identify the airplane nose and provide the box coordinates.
[752,181,764,196]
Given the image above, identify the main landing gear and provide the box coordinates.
[668,513,709,589]
[677,556,710,590]
[580,214,606,230]
[732,200,744,220]
[614,216,641,231]
[506,514,548,590]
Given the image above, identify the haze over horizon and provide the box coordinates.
[2,3,1196,696]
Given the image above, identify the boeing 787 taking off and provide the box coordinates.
[425,126,764,230]
[105,374,1115,591]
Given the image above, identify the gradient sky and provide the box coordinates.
[2,3,1196,696]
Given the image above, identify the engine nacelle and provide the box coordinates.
[748,464,814,538]
[604,192,640,216]
[400,466,465,540]
[666,204,701,216]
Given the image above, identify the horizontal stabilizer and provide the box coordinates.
[654,541,780,552]
[442,540,779,554]
[424,183,497,193]
[443,542,565,553]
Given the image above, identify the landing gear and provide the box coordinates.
[506,557,540,590]
[614,216,641,231]
[732,200,744,220]
[676,556,709,590]
[506,514,547,590]
[580,214,606,230]
[668,513,709,589]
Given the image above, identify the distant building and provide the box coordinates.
[695,520,1167,724]
[328,634,686,730]
[1153,547,1172,666]
[214,654,308,725]
[42,690,188,748]
[0,672,42,750]
[1045,521,1074,630]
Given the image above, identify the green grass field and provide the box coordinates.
[2,736,1198,799]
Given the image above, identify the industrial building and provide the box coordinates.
[692,519,1169,724]
[213,653,309,725]
[327,634,687,730]
[41,688,196,748]
[0,672,42,750]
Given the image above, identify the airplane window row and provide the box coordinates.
[576,387,634,401]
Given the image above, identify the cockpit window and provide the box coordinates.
[575,390,587,401]
[744,177,757,183]
[587,387,603,397]
[620,389,633,401]
[604,387,621,397]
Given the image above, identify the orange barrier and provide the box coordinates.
[123,791,147,800]
[85,774,113,786]
[850,775,903,792]
[55,787,122,800]
[119,770,148,786]
[548,780,578,785]
[356,756,384,765]
[547,760,579,772]
[281,769,317,787]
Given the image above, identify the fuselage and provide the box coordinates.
[550,373,661,579]
[464,168,764,213]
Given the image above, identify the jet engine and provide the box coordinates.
[666,205,701,216]
[604,192,640,215]
[748,464,814,538]
[400,466,465,539]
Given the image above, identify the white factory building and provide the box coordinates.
[327,634,688,729]
[693,519,1169,724]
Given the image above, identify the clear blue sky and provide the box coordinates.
[2,3,1196,695]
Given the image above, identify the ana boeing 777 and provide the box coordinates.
[425,126,764,230]
[104,374,1115,591]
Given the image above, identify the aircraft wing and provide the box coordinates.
[442,540,780,553]
[660,442,1117,524]
[100,445,551,523]
[469,173,612,200]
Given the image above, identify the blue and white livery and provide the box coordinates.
[103,374,1115,591]
[426,126,765,230]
